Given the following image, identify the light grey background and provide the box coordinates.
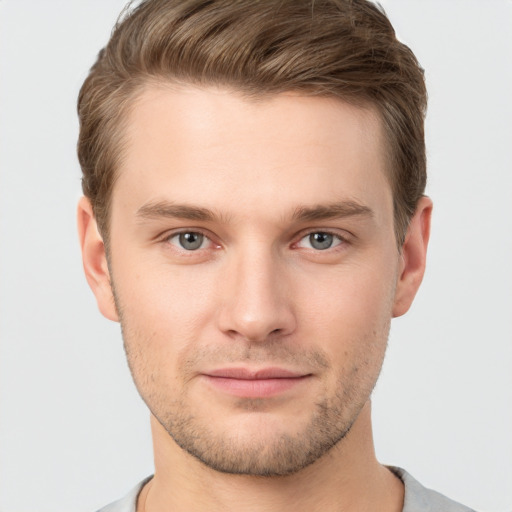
[0,1,511,511]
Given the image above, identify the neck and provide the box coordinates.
[139,402,404,512]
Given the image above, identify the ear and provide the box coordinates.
[392,196,433,318]
[77,197,119,322]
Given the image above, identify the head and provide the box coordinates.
[78,0,427,248]
[78,0,431,477]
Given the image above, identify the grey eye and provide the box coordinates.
[309,232,334,250]
[178,232,205,250]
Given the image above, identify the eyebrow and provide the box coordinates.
[136,199,373,224]
[136,201,217,222]
[291,201,373,222]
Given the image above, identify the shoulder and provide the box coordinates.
[390,467,477,512]
[96,470,477,512]
[96,477,152,512]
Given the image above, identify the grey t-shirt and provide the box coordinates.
[97,467,476,512]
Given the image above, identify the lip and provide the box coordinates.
[202,367,311,398]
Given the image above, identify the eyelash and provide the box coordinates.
[162,229,218,252]
[294,230,348,251]
[159,228,349,253]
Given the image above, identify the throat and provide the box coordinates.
[142,404,403,512]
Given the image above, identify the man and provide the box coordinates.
[76,1,475,511]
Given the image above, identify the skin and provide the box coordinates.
[78,85,432,512]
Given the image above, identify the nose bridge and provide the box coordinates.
[217,240,295,342]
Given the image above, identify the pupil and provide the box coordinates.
[179,232,203,250]
[310,232,333,250]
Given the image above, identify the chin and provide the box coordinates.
[154,397,357,477]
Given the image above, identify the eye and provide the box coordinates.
[167,231,209,251]
[297,232,343,251]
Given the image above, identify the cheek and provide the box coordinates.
[293,259,396,374]
[111,261,219,383]
[296,259,397,333]
[114,257,217,328]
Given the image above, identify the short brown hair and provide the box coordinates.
[77,0,427,246]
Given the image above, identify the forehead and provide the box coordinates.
[113,84,392,225]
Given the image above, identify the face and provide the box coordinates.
[80,85,428,476]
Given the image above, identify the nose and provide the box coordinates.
[216,248,296,343]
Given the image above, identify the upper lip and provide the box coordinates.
[204,367,309,380]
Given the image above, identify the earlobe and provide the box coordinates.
[77,197,119,322]
[392,196,433,318]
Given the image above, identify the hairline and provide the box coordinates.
[98,77,406,253]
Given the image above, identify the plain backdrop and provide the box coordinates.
[0,1,511,511]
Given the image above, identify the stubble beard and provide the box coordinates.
[112,281,388,477]
[122,333,385,477]
[149,374,366,477]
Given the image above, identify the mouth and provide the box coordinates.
[201,367,312,398]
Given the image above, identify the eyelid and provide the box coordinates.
[295,228,350,241]
[155,226,352,251]
[292,228,351,250]
[158,228,220,248]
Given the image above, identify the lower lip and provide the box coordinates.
[203,375,309,398]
